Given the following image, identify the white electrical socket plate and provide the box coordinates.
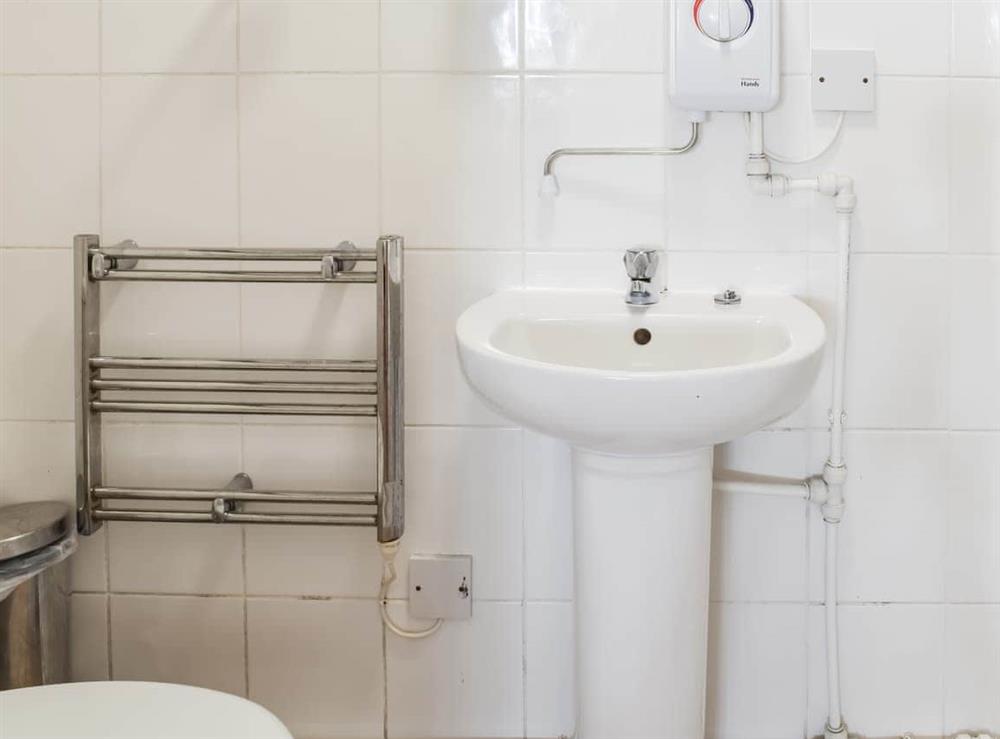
[812,49,875,112]
[408,554,472,620]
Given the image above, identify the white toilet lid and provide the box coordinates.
[0,681,293,739]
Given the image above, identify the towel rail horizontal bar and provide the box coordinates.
[90,357,377,372]
[92,486,377,505]
[92,400,377,416]
[97,269,376,283]
[92,510,378,526]
[93,510,213,523]
[91,246,376,262]
[92,379,378,394]
[225,511,377,526]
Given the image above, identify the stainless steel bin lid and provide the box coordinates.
[0,502,73,562]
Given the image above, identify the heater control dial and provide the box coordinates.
[694,0,754,43]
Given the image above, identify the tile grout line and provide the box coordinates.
[234,0,252,702]
[8,70,1000,80]
[376,5,390,738]
[941,4,958,720]
[520,430,530,739]
[941,599,952,733]
[376,0,385,243]
[948,0,956,80]
[1,0,6,251]
[86,592,569,606]
[517,5,529,735]
[941,33,957,723]
[3,416,999,434]
[0,13,6,428]
[74,591,998,607]
[802,0,816,711]
[6,416,1000,434]
[96,0,114,683]
[6,243,996,257]
[662,0,671,258]
[518,0,528,293]
[938,11,956,732]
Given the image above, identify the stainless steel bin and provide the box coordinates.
[0,502,75,690]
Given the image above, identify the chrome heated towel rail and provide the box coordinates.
[73,234,404,543]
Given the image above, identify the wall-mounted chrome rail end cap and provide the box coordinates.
[225,472,254,492]
[214,473,255,521]
[90,239,140,279]
[321,240,359,279]
[714,288,742,306]
[105,239,140,271]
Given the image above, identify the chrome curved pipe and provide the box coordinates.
[542,122,700,177]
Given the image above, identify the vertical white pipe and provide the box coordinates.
[747,113,765,157]
[828,210,853,467]
[824,518,844,734]
[822,206,853,738]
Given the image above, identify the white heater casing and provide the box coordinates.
[670,0,780,114]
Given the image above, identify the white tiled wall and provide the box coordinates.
[1,2,998,738]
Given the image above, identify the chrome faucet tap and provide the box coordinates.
[623,248,661,306]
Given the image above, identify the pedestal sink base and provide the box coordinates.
[573,447,714,739]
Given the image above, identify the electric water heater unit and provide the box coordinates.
[670,0,780,114]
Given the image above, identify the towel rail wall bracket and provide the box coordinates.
[73,234,405,543]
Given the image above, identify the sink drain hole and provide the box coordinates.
[633,328,652,345]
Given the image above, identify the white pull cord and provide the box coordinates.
[744,111,846,165]
[378,540,443,639]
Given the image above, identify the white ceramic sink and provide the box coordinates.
[456,286,826,738]
[456,288,825,455]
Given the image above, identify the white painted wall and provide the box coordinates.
[0,1,997,737]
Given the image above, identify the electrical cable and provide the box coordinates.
[378,540,443,639]
[745,111,846,165]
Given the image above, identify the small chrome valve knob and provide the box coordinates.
[624,248,660,280]
[714,287,742,305]
[623,248,661,306]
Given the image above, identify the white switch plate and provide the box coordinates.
[812,49,875,112]
[408,554,472,620]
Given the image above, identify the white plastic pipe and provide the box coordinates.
[824,519,844,734]
[810,199,853,739]
[828,209,853,467]
[747,112,765,157]
[712,476,810,499]
[820,205,854,739]
[743,116,855,738]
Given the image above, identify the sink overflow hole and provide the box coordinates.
[633,328,652,345]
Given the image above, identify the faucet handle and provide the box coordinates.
[623,248,660,281]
